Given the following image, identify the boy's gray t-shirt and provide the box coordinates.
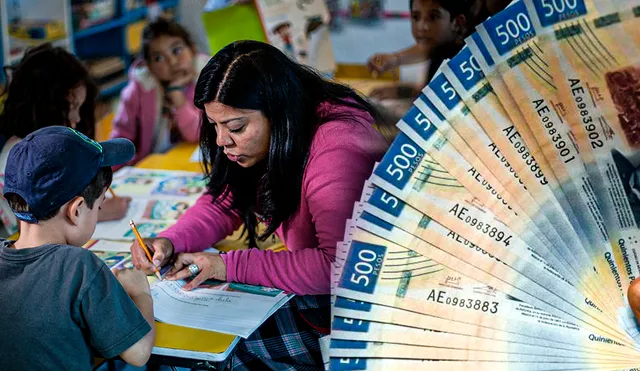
[0,239,151,370]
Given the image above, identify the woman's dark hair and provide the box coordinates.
[142,17,195,61]
[0,43,97,139]
[195,40,382,246]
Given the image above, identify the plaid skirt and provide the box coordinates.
[227,295,331,371]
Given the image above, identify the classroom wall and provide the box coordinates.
[329,17,426,82]
[179,0,425,82]
[328,0,426,83]
[178,0,212,55]
[329,19,412,64]
[329,0,412,64]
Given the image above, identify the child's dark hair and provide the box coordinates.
[410,0,476,84]
[6,167,113,222]
[142,17,195,61]
[0,43,97,139]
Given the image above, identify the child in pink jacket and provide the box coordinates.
[111,18,209,165]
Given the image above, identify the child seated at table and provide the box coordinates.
[0,126,155,369]
[367,0,471,99]
[366,0,510,82]
[111,17,209,165]
[366,0,510,129]
[0,43,132,238]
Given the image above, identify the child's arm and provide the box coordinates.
[369,82,421,100]
[113,269,155,366]
[80,258,153,366]
[163,71,200,143]
[367,44,428,74]
[168,87,201,143]
[111,82,144,167]
[111,83,140,143]
[98,196,132,222]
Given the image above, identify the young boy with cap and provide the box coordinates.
[0,126,155,369]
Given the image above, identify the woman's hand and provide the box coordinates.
[165,252,227,291]
[98,196,132,221]
[130,237,174,275]
[367,53,399,75]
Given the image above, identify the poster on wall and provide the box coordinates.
[254,0,336,75]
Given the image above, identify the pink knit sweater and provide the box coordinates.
[158,101,387,295]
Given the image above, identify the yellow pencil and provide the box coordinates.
[129,220,162,280]
[108,187,117,198]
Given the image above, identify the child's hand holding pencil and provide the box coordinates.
[112,267,151,297]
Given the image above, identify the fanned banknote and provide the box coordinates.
[330,0,640,368]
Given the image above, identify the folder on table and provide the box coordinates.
[153,322,240,362]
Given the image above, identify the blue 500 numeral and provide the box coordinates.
[533,0,586,26]
[376,134,424,189]
[458,54,482,82]
[541,0,579,15]
[349,249,378,286]
[485,1,536,55]
[431,74,461,110]
[403,105,438,142]
[385,142,419,181]
[495,12,532,45]
[342,241,385,294]
[369,187,405,217]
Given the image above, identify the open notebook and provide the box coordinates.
[87,241,243,361]
[151,278,294,339]
[88,241,293,360]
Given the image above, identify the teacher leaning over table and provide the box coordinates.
[130,40,388,370]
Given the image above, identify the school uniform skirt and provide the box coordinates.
[227,294,330,371]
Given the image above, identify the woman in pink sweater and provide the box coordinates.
[130,40,387,370]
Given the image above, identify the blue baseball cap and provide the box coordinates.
[3,126,135,223]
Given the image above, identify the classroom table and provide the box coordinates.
[338,78,395,96]
[98,77,390,369]
[136,142,203,173]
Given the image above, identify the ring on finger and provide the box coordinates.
[188,263,200,277]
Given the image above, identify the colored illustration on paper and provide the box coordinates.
[123,222,173,239]
[142,200,194,220]
[111,172,168,195]
[151,176,207,197]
